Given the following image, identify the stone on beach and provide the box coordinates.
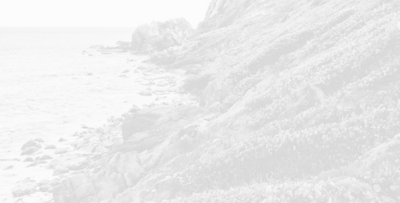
[47,154,89,171]
[21,146,41,155]
[155,80,169,87]
[4,165,13,170]
[54,147,69,154]
[53,166,69,175]
[139,89,153,96]
[44,144,57,149]
[21,140,41,151]
[12,178,37,197]
[58,138,67,142]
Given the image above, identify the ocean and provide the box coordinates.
[0,27,150,156]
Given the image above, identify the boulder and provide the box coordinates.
[59,138,67,142]
[44,144,57,149]
[4,165,13,170]
[54,147,69,154]
[12,178,37,197]
[47,154,89,171]
[131,18,193,53]
[40,154,53,160]
[138,90,153,96]
[128,105,141,113]
[156,80,169,87]
[34,138,44,143]
[21,140,41,151]
[24,157,34,162]
[21,146,40,155]
[121,105,170,141]
[53,166,69,175]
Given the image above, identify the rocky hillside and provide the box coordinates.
[51,0,400,202]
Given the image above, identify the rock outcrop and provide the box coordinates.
[131,18,193,53]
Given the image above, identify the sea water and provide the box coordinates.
[0,27,148,156]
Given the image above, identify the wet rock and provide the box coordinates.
[47,154,90,171]
[148,48,179,65]
[12,178,37,197]
[37,179,50,187]
[53,166,69,175]
[129,105,141,113]
[139,89,153,96]
[155,80,169,87]
[40,155,52,160]
[44,144,57,149]
[4,165,13,170]
[143,72,155,76]
[39,184,51,192]
[59,138,67,142]
[21,146,40,155]
[121,105,170,141]
[24,157,34,162]
[34,138,44,143]
[113,117,124,125]
[54,147,69,154]
[139,80,153,86]
[21,140,41,151]
[52,174,96,203]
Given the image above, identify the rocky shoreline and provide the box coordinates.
[2,53,197,203]
[3,0,400,202]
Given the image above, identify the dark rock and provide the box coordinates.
[148,47,179,65]
[54,147,69,154]
[121,105,170,141]
[53,166,69,175]
[21,140,41,151]
[34,138,44,143]
[128,104,141,113]
[59,138,67,142]
[139,89,153,96]
[44,144,57,149]
[21,146,40,155]
[39,184,51,192]
[12,178,37,197]
[47,154,89,171]
[24,157,34,162]
[37,179,50,187]
[4,165,13,170]
[40,155,53,160]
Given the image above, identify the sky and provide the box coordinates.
[0,0,212,28]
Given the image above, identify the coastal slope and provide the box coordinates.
[52,0,400,202]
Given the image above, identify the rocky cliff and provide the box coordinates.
[52,0,400,202]
[131,18,193,53]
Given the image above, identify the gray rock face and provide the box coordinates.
[52,152,144,203]
[131,18,193,53]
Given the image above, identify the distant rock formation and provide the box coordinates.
[131,18,193,53]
